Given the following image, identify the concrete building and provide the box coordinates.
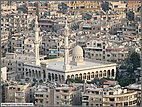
[34,85,52,106]
[5,82,32,103]
[103,88,139,106]
[34,84,81,106]
[82,87,103,106]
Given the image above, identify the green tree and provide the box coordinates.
[129,52,140,70]
[39,79,43,84]
[33,78,37,83]
[75,77,84,83]
[126,11,135,21]
[101,1,111,12]
[66,78,75,83]
[25,78,29,81]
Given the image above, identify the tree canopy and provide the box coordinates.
[101,1,111,12]
[126,11,135,21]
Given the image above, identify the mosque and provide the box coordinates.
[23,16,117,83]
[2,16,116,83]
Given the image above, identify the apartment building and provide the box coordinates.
[34,84,81,106]
[1,52,35,80]
[82,88,103,106]
[54,85,81,106]
[67,1,100,12]
[5,82,32,103]
[34,85,53,106]
[103,88,138,106]
[84,39,129,63]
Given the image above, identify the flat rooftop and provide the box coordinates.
[41,57,116,72]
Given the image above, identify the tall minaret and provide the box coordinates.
[63,19,70,71]
[34,16,40,65]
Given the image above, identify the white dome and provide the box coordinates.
[72,45,83,56]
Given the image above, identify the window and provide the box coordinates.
[65,102,67,104]
[107,54,110,57]
[56,90,60,92]
[103,56,105,59]
[99,54,101,56]
[95,98,98,101]
[103,46,105,49]
[57,96,59,98]
[103,51,105,54]
[91,104,93,106]
[63,90,68,93]
[57,102,59,104]
[17,88,20,91]
[65,96,67,99]
[109,98,115,101]
[46,95,48,98]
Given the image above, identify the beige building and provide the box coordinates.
[103,89,138,106]
[5,82,32,103]
[82,87,103,106]
[54,85,81,106]
[34,85,53,106]
[84,40,129,63]
[34,84,81,106]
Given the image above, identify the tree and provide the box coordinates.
[25,78,29,81]
[39,79,43,84]
[33,78,37,83]
[66,78,75,83]
[126,11,135,21]
[75,77,84,83]
[101,1,111,12]
[129,52,140,70]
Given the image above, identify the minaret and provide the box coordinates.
[34,16,40,65]
[63,19,70,71]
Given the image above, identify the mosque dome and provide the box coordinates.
[70,45,85,66]
[72,45,83,57]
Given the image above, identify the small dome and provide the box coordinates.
[72,45,83,56]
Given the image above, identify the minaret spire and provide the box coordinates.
[34,16,40,65]
[63,18,70,71]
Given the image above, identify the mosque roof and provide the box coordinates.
[41,58,116,72]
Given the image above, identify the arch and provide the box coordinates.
[95,71,98,78]
[91,72,94,78]
[55,74,58,81]
[59,75,61,82]
[75,74,78,78]
[35,70,38,78]
[32,70,35,77]
[107,70,111,78]
[87,72,90,80]
[62,75,64,82]
[71,75,74,79]
[48,73,51,81]
[112,69,115,77]
[29,69,31,77]
[99,71,102,78]
[39,71,41,78]
[52,73,54,81]
[79,73,82,80]
[83,73,86,79]
[67,75,70,79]
[43,70,46,81]
[26,72,28,77]
[103,70,107,77]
